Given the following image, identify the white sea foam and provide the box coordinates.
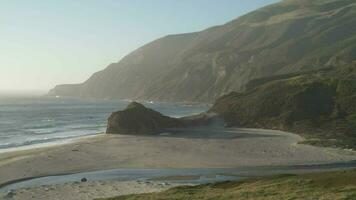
[0,96,208,151]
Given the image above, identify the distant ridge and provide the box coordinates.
[49,0,356,102]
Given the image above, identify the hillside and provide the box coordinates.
[98,169,356,200]
[211,63,356,148]
[49,0,356,102]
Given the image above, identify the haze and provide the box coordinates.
[0,0,279,93]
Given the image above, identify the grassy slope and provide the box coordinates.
[50,0,356,103]
[210,63,356,148]
[98,170,356,200]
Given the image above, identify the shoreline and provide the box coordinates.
[3,160,356,191]
[1,128,355,156]
[3,164,356,200]
[1,127,356,193]
[0,134,103,154]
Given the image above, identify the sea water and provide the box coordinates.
[0,95,208,150]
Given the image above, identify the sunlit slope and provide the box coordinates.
[50,0,356,102]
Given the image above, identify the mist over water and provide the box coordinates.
[0,96,208,150]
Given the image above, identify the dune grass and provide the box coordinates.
[98,170,356,200]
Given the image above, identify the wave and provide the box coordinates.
[41,119,54,122]
[0,133,98,149]
[26,129,57,136]
[24,124,57,129]
[0,97,208,150]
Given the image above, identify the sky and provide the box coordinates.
[0,0,279,93]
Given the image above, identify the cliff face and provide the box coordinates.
[210,63,356,148]
[49,0,356,103]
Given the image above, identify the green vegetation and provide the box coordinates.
[97,170,356,200]
[211,64,356,148]
[50,0,356,103]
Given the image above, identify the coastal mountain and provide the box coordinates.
[211,62,356,148]
[49,0,356,102]
[106,62,356,148]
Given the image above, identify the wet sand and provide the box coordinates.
[1,128,356,187]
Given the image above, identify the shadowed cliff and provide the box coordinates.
[211,63,356,148]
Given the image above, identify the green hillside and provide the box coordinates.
[98,169,356,200]
[50,0,356,103]
[211,63,356,148]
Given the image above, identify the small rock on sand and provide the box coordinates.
[5,190,16,198]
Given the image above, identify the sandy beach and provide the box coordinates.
[1,128,356,199]
[0,127,356,200]
[1,180,186,200]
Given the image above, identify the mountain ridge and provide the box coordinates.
[49,0,356,103]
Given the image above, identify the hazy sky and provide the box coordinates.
[0,0,279,92]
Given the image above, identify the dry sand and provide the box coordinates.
[0,180,186,200]
[0,128,356,199]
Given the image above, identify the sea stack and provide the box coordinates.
[106,102,183,135]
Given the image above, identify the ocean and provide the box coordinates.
[0,95,208,150]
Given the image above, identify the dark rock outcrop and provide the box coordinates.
[106,102,217,135]
[106,102,183,135]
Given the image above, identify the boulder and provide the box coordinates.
[106,102,184,135]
